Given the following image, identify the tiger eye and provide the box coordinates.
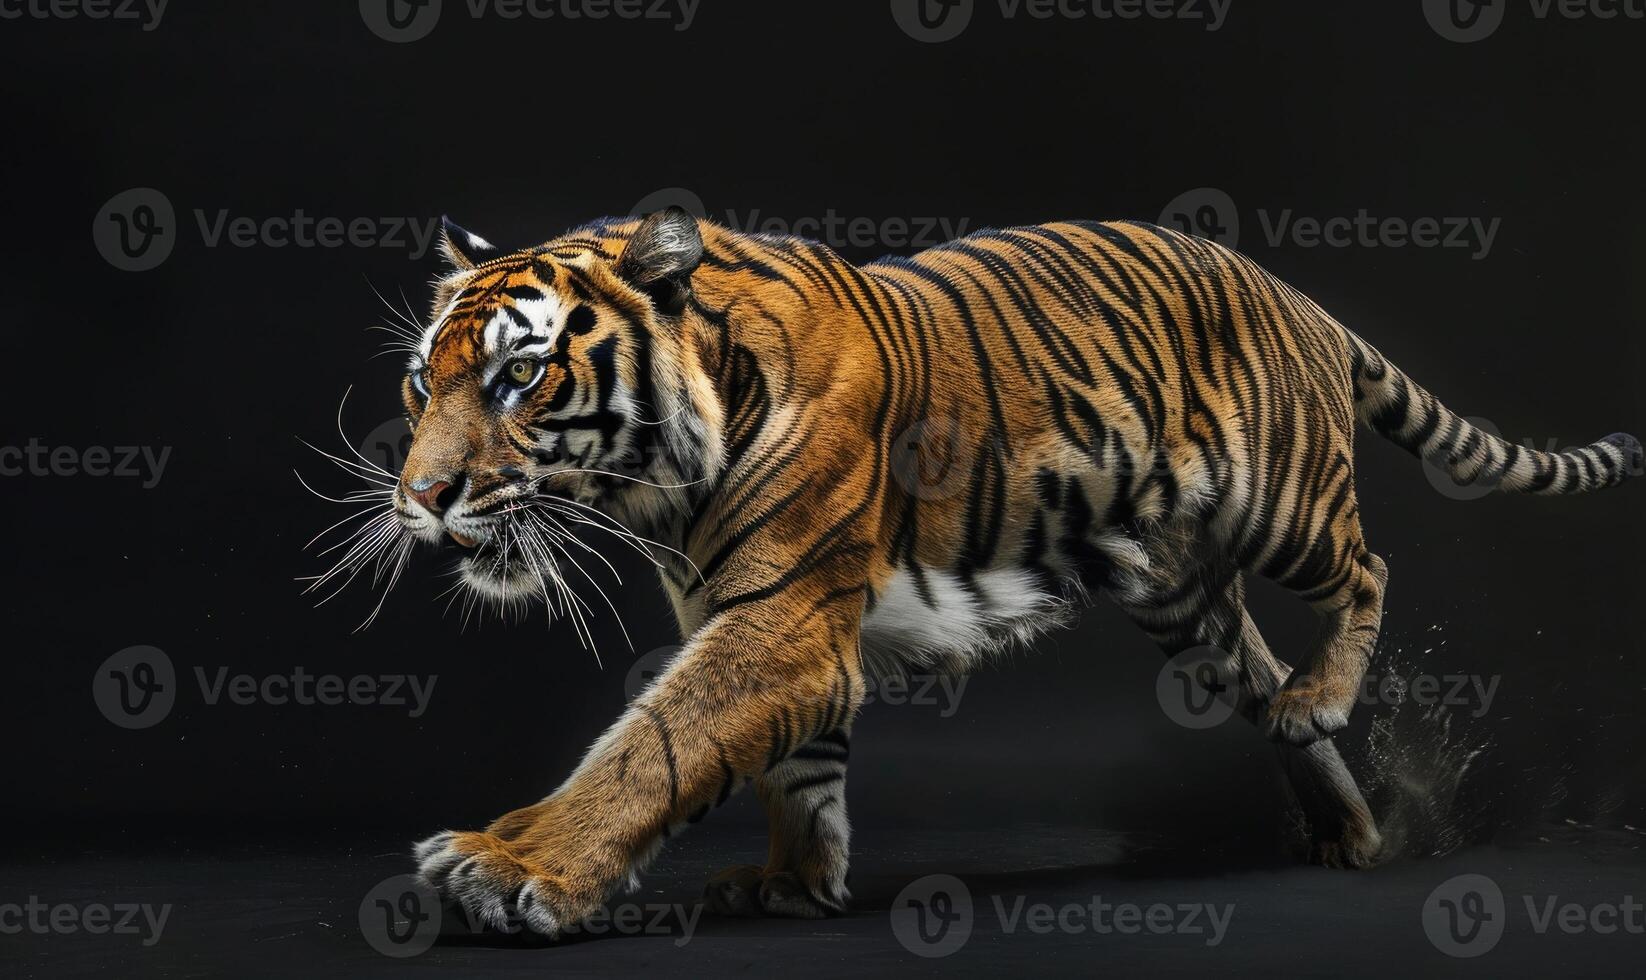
[506,359,536,385]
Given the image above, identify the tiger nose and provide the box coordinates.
[406,475,463,515]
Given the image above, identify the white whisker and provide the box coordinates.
[304,514,404,607]
[304,502,396,551]
[536,493,705,584]
[296,438,398,487]
[523,512,632,656]
[293,468,390,505]
[543,468,706,491]
[365,276,426,337]
[331,385,400,479]
[356,535,414,632]
[630,404,688,426]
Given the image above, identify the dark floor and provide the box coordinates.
[4,822,1643,979]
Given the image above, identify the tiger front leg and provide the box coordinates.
[704,726,854,919]
[413,610,866,937]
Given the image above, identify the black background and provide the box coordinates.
[2,1,1643,975]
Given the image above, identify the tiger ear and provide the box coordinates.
[616,207,703,315]
[439,216,500,271]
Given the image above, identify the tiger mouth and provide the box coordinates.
[454,533,539,598]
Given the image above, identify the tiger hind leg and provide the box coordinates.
[1123,571,1384,867]
[1232,597,1385,868]
[1262,537,1389,748]
[704,728,852,918]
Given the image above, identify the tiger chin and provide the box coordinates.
[328,207,1639,938]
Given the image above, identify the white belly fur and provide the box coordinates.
[860,565,1072,674]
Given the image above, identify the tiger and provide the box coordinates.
[346,207,1640,936]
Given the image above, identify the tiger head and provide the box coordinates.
[391,207,720,603]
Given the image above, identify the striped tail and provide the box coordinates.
[1345,334,1642,495]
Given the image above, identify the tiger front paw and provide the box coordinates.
[414,830,592,938]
